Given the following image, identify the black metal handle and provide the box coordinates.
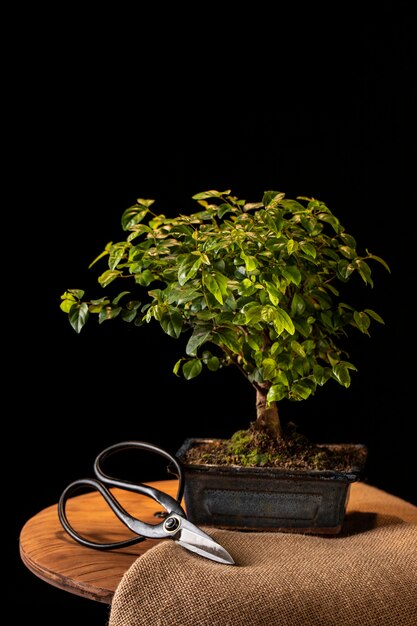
[58,478,150,549]
[93,440,185,512]
[57,440,187,550]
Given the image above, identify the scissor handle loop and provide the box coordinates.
[58,478,152,550]
[93,440,185,509]
[58,441,187,550]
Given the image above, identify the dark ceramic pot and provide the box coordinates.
[176,438,368,535]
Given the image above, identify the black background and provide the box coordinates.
[9,4,416,624]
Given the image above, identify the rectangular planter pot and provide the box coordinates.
[176,438,368,535]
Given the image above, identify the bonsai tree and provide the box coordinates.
[60,189,389,464]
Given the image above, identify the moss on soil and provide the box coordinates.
[182,423,367,473]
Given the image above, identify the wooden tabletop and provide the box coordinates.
[19,479,179,604]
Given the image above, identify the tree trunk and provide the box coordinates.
[255,386,282,440]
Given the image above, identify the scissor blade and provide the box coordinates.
[175,519,235,565]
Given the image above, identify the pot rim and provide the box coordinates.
[176,437,368,483]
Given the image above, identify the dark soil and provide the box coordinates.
[182,423,367,473]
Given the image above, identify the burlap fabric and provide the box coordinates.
[109,483,417,625]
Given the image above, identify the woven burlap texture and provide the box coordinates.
[109,484,417,626]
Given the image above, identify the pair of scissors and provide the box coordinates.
[58,440,235,565]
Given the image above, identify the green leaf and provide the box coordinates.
[281,265,301,286]
[281,198,306,212]
[356,259,373,286]
[112,291,131,304]
[365,308,385,324]
[294,318,313,338]
[170,224,194,237]
[98,269,123,288]
[202,271,223,304]
[238,278,258,297]
[178,255,201,286]
[60,290,81,313]
[88,297,110,313]
[261,305,277,324]
[333,362,357,387]
[286,239,297,255]
[186,328,212,356]
[270,341,281,356]
[98,306,122,323]
[88,244,112,269]
[320,311,334,330]
[121,204,150,230]
[213,327,242,354]
[265,282,280,305]
[267,384,287,403]
[121,305,140,323]
[299,242,317,258]
[241,253,258,272]
[274,307,296,335]
[213,270,229,297]
[160,309,183,338]
[127,224,153,242]
[291,340,306,357]
[217,203,235,218]
[244,201,264,211]
[313,365,332,386]
[135,269,157,286]
[263,191,285,208]
[262,357,277,380]
[274,369,289,386]
[367,252,391,273]
[301,339,315,354]
[183,358,203,379]
[206,355,220,371]
[339,245,356,259]
[173,359,183,376]
[353,310,371,333]
[69,303,89,333]
[340,232,357,248]
[166,284,203,305]
[109,243,129,270]
[120,298,141,318]
[192,190,231,200]
[337,260,354,280]
[293,356,310,377]
[259,210,278,233]
[246,334,261,351]
[290,293,306,316]
[317,212,342,233]
[291,380,314,400]
[63,289,85,300]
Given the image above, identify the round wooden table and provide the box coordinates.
[19,479,179,604]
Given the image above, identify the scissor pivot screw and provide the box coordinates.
[164,516,181,533]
